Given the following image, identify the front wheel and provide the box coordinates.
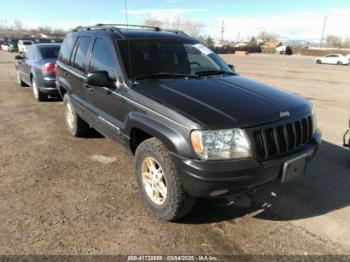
[316,59,322,64]
[337,61,342,65]
[135,138,196,221]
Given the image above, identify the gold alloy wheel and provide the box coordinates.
[65,101,74,129]
[141,157,167,205]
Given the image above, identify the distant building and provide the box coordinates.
[213,39,223,48]
[261,41,283,54]
[261,40,281,49]
[234,42,248,48]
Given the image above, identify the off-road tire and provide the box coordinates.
[63,94,90,137]
[135,137,197,221]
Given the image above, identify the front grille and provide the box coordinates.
[251,116,313,160]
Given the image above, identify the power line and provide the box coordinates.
[221,19,224,43]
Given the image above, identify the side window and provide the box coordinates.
[72,37,91,72]
[58,34,78,64]
[89,38,116,80]
[26,46,34,60]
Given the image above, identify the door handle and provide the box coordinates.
[84,84,94,93]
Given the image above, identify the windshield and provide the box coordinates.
[39,46,60,59]
[117,39,233,81]
[23,41,33,45]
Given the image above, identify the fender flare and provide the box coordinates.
[125,111,193,157]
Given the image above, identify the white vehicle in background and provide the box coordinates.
[346,54,350,63]
[18,40,35,53]
[315,54,349,65]
[1,43,9,51]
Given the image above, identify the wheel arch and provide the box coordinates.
[126,112,193,157]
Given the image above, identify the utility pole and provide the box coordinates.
[221,19,224,44]
[320,16,327,48]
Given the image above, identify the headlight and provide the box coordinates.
[191,129,252,160]
[311,105,317,133]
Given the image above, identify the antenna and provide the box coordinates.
[221,19,225,44]
[124,0,129,28]
[124,0,132,83]
[319,16,327,48]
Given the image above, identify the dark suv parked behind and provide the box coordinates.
[56,24,321,221]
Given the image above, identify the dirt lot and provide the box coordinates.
[0,52,349,256]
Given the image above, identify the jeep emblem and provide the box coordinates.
[280,111,290,117]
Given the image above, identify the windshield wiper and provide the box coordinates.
[195,70,235,76]
[135,72,200,81]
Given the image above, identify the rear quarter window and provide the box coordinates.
[58,35,78,64]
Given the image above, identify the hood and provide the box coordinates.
[132,76,311,129]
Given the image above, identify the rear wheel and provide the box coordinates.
[63,94,90,137]
[32,78,47,101]
[17,72,26,87]
[135,137,196,221]
[337,61,342,65]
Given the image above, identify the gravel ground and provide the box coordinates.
[0,52,349,256]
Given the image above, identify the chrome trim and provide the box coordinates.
[98,116,120,132]
[44,77,56,81]
[40,87,57,90]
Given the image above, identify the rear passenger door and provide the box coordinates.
[69,36,92,103]
[325,55,337,64]
[86,37,126,135]
[21,46,35,84]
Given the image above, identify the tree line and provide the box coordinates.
[2,17,350,49]
[0,19,67,38]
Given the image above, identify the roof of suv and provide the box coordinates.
[71,24,195,42]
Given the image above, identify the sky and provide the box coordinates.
[1,0,350,41]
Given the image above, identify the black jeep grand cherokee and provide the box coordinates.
[56,24,321,221]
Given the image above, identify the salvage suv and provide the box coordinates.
[56,24,321,221]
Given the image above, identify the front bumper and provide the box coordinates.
[173,129,321,197]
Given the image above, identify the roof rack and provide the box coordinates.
[165,29,189,37]
[95,24,161,31]
[72,24,189,37]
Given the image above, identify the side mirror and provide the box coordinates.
[228,64,235,71]
[87,71,113,88]
[15,54,23,60]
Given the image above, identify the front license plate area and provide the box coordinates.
[281,155,307,183]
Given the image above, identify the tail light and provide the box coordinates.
[41,63,56,73]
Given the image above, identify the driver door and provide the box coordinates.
[86,37,127,139]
